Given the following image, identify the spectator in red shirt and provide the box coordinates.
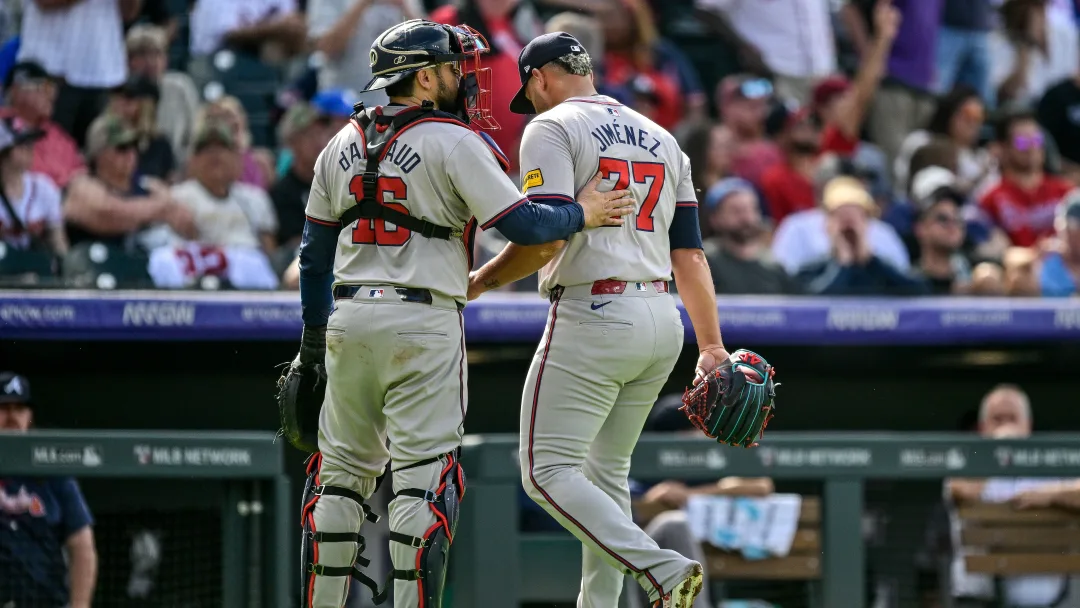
[980,110,1072,247]
[1,61,85,189]
[812,0,900,158]
[759,106,821,223]
[718,74,781,188]
[431,0,544,173]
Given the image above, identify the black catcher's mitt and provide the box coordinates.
[276,326,327,453]
[679,349,778,447]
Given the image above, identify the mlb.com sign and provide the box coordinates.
[122,302,196,326]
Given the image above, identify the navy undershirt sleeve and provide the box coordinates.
[669,205,703,250]
[490,194,585,245]
[298,218,337,326]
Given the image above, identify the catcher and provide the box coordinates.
[277,20,635,608]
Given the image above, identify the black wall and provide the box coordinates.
[5,338,1079,435]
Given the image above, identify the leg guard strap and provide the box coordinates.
[396,488,442,503]
[394,448,458,473]
[390,531,430,549]
[312,484,381,523]
[307,563,392,605]
[308,531,365,544]
[391,569,423,582]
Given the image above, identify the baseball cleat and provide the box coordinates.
[652,563,704,608]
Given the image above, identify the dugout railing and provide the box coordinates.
[0,430,291,608]
[454,432,1080,608]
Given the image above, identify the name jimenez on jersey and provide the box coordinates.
[590,116,663,158]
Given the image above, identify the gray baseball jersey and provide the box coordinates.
[518,95,698,293]
[305,109,526,303]
[517,95,703,607]
[303,108,524,608]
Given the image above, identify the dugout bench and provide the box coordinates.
[945,502,1080,608]
[454,433,1080,608]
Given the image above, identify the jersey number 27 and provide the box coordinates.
[348,175,411,246]
[598,157,665,232]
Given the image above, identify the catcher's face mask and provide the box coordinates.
[449,25,499,130]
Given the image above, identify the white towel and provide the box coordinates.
[762,494,802,557]
[682,494,803,559]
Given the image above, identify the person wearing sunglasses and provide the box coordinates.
[106,75,177,184]
[979,110,1072,247]
[910,185,972,294]
[716,74,781,188]
[63,113,195,252]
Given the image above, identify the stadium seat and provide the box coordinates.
[62,242,154,289]
[956,502,1080,577]
[165,0,190,70]
[203,51,282,148]
[0,243,57,286]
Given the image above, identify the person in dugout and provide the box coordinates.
[0,371,98,608]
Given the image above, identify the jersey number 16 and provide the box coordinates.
[348,174,411,246]
[598,157,666,232]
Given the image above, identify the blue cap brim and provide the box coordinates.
[509,83,534,115]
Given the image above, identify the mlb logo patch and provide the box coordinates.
[606,107,620,117]
[369,289,384,298]
[635,282,648,292]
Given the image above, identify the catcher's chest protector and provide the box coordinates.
[337,102,467,241]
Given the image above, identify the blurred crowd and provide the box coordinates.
[1,0,1080,297]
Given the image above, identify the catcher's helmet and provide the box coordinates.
[365,19,498,129]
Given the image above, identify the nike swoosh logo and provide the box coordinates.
[591,301,611,310]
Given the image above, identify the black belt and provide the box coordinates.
[333,285,463,310]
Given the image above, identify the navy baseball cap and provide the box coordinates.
[5,60,56,90]
[0,372,30,405]
[509,32,589,115]
[704,177,756,211]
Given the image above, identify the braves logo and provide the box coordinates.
[738,351,762,366]
[0,482,46,517]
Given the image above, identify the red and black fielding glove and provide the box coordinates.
[679,349,778,447]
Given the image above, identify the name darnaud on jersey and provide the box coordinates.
[335,139,423,174]
[590,120,662,157]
